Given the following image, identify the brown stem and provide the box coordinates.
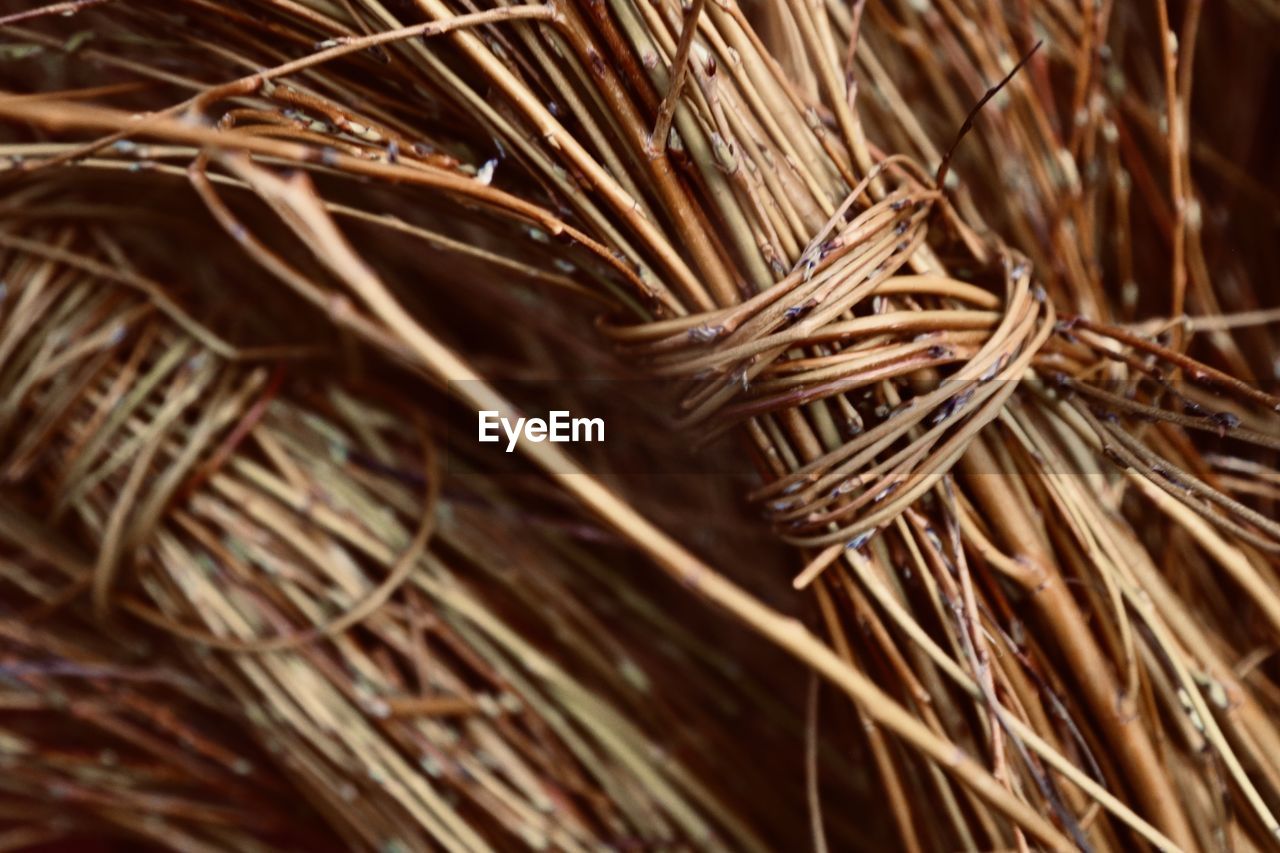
[961,437,1198,852]
[649,0,705,156]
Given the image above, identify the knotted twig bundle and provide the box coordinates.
[2,0,1280,850]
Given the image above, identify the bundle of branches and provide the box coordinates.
[0,223,849,849]
[2,0,1279,851]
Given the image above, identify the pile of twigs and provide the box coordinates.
[2,0,1279,850]
[0,228,825,848]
